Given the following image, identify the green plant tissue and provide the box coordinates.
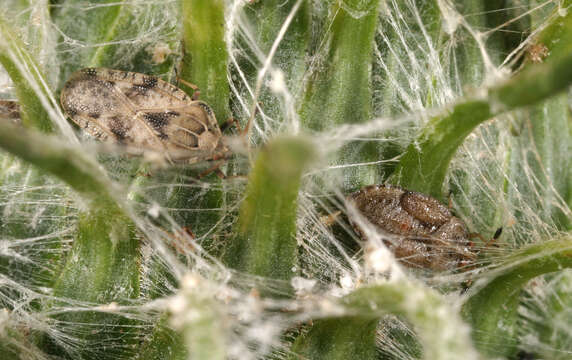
[0,1,570,359]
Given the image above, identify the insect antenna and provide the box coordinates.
[176,78,200,100]
[468,227,503,255]
[243,102,258,137]
[486,227,503,247]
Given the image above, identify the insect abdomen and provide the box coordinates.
[348,184,476,271]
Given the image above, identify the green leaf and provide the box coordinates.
[52,0,178,80]
[518,270,572,359]
[395,2,572,198]
[44,205,140,359]
[174,281,226,360]
[239,0,310,123]
[0,16,53,133]
[292,282,479,360]
[137,317,187,360]
[507,93,571,231]
[292,318,377,360]
[394,99,492,198]
[462,235,572,357]
[0,312,48,360]
[0,120,141,359]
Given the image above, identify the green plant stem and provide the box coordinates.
[49,211,139,358]
[0,16,52,133]
[176,0,229,249]
[53,0,177,80]
[140,279,227,360]
[292,282,479,360]
[0,122,114,202]
[292,317,378,360]
[395,99,490,198]
[442,1,518,248]
[244,0,310,111]
[0,121,141,358]
[0,120,125,237]
[462,235,572,357]
[299,0,381,189]
[49,206,140,358]
[0,158,70,291]
[223,137,315,287]
[53,205,139,301]
[179,289,226,360]
[395,2,572,198]
[0,314,49,360]
[181,0,230,123]
[138,317,187,360]
[84,1,127,68]
[300,0,379,130]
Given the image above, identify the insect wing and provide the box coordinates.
[348,184,475,271]
[349,185,425,237]
[140,102,223,161]
[400,191,451,227]
[60,68,222,161]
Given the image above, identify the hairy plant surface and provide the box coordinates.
[0,1,571,359]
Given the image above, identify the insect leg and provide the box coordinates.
[176,78,201,100]
[468,227,502,248]
[220,117,241,133]
[468,232,487,243]
[198,161,226,179]
[319,211,342,227]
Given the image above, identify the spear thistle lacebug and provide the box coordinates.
[347,184,488,271]
[60,68,233,165]
[0,100,20,124]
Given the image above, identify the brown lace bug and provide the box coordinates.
[0,100,20,124]
[60,68,230,165]
[347,184,485,271]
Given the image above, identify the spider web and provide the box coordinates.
[0,0,570,359]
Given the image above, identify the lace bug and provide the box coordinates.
[60,68,230,164]
[347,184,479,271]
